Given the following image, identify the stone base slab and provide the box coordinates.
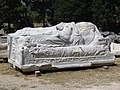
[9,54,115,72]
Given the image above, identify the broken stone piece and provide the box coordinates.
[35,71,41,76]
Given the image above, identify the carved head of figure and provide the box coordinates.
[76,22,95,34]
[76,22,102,36]
[75,22,103,45]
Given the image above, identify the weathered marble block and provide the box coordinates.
[103,33,120,56]
[111,42,120,56]
[7,22,115,72]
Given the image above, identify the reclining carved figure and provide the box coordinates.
[8,22,115,72]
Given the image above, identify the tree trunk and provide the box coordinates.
[42,14,45,27]
[8,21,11,33]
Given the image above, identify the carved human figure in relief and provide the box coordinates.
[40,22,85,46]
[22,22,108,59]
[25,22,104,47]
[25,22,85,47]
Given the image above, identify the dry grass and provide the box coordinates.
[0,58,120,88]
[0,63,23,76]
[38,58,120,88]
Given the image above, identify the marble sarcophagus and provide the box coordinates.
[7,22,115,72]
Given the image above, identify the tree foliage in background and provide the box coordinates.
[90,0,120,33]
[51,0,92,24]
[0,0,120,33]
[51,0,120,33]
[31,0,52,26]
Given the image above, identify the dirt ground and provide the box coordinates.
[0,58,120,90]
